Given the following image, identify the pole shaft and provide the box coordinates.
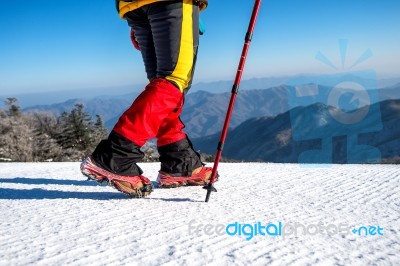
[207,0,262,194]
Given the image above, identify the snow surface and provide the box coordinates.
[0,162,399,266]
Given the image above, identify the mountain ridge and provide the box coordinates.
[20,82,400,140]
[192,99,400,163]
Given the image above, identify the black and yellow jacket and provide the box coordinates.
[116,0,208,18]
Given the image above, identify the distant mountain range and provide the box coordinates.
[14,76,400,163]
[23,94,138,124]
[192,99,400,163]
[0,84,144,109]
[2,75,400,108]
[22,80,400,140]
[182,82,400,138]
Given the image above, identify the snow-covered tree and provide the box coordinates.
[29,112,63,161]
[0,99,109,162]
[0,99,33,161]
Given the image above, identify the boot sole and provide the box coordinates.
[111,180,153,198]
[158,174,219,189]
[82,169,153,198]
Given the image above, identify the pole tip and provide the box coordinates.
[203,183,217,202]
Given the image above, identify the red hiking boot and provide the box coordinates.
[157,166,218,188]
[80,156,153,198]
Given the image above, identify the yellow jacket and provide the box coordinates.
[116,0,208,18]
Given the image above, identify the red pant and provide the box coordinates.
[113,78,186,147]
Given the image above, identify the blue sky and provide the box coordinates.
[0,0,399,94]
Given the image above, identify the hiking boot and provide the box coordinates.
[80,156,153,198]
[157,166,218,188]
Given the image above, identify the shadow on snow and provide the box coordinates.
[0,177,123,200]
[0,178,204,201]
[0,187,125,200]
[0,177,98,186]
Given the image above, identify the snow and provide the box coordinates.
[0,162,399,265]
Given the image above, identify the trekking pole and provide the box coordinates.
[204,0,262,202]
